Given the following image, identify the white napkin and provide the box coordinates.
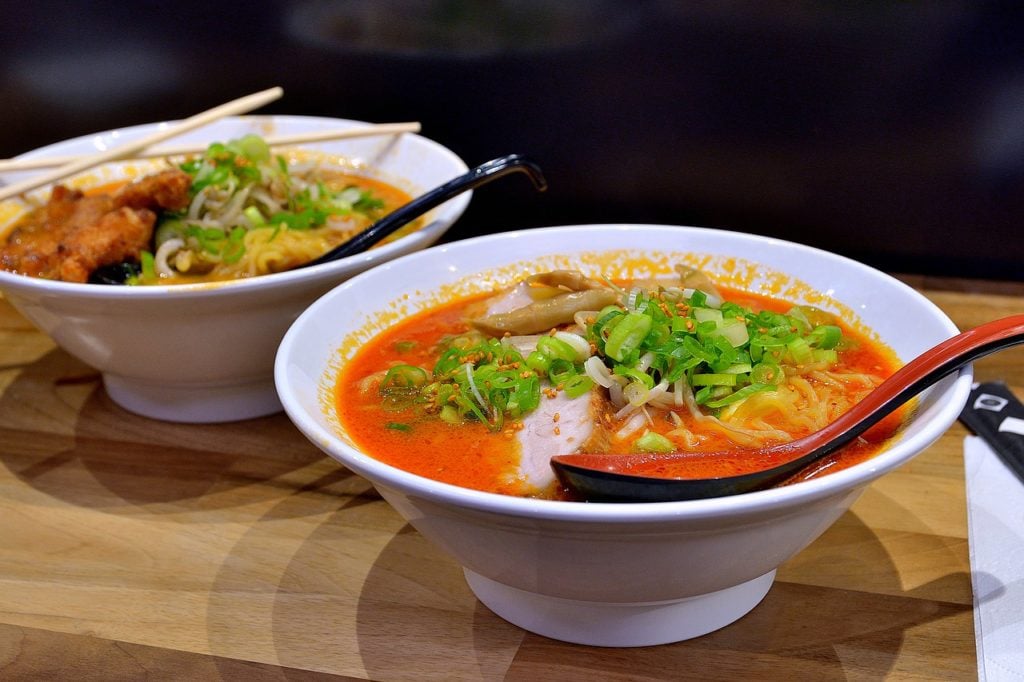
[965,434,1024,681]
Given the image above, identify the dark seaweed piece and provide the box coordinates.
[88,261,140,285]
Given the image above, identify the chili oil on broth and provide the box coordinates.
[335,292,532,497]
[334,282,907,501]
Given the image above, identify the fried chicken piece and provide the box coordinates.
[57,206,156,283]
[114,169,191,212]
[0,169,192,283]
[1,186,115,280]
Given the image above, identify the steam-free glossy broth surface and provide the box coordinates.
[336,283,904,500]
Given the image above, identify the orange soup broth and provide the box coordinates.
[86,172,419,282]
[336,285,906,497]
[335,292,529,495]
[322,173,422,245]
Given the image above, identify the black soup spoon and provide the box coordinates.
[90,154,547,284]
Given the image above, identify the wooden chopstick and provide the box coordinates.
[0,121,422,172]
[0,86,284,202]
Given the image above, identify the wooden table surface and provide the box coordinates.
[1,274,1022,681]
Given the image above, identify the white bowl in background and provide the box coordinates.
[0,115,470,422]
[275,224,971,646]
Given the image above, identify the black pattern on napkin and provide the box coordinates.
[960,381,1024,485]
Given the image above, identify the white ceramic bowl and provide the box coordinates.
[275,224,972,646]
[0,115,470,422]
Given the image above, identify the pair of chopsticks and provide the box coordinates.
[0,86,421,202]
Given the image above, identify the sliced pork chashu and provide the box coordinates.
[469,271,615,494]
[474,266,720,495]
[511,387,611,493]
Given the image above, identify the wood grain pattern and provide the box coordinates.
[1,275,1021,680]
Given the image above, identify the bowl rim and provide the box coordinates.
[0,114,470,300]
[276,223,974,523]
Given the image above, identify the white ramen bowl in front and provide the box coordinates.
[0,115,470,423]
[275,224,971,646]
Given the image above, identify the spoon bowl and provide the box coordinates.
[552,314,1024,502]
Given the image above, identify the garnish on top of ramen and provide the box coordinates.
[0,134,418,284]
[336,265,905,500]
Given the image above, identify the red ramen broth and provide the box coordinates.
[336,282,905,500]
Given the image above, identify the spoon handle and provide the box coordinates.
[304,154,547,267]
[781,314,1024,464]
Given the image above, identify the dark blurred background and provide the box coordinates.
[3,1,1022,280]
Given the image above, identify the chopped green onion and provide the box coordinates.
[604,312,651,361]
[786,337,813,364]
[563,374,594,398]
[613,364,655,389]
[790,305,837,328]
[487,372,519,390]
[808,325,842,349]
[548,359,577,384]
[228,133,271,162]
[635,431,674,453]
[705,383,775,408]
[244,206,266,227]
[718,318,749,347]
[552,331,591,361]
[222,227,247,264]
[526,350,551,374]
[750,362,785,385]
[812,348,839,364]
[537,336,578,362]
[691,373,738,387]
[693,307,723,324]
[380,364,429,393]
[786,306,812,334]
[140,250,156,281]
[723,363,753,375]
[681,335,715,363]
[338,187,362,205]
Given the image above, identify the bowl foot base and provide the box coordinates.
[464,568,775,647]
[103,373,282,423]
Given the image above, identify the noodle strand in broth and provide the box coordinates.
[336,269,906,500]
[0,134,420,284]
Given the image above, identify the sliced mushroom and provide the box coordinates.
[526,270,607,293]
[674,264,721,297]
[470,288,619,335]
